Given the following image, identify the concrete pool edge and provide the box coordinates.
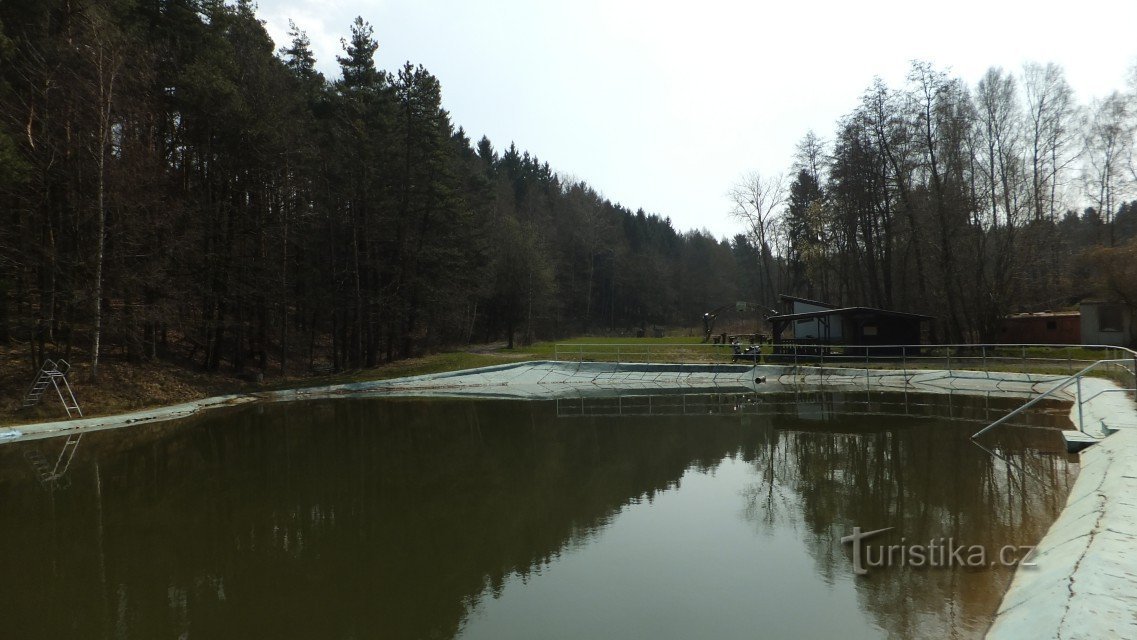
[0,361,1075,443]
[985,383,1137,639]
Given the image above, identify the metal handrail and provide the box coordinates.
[970,359,1133,439]
[552,341,1137,354]
[1080,388,1137,404]
[554,342,1137,353]
[553,343,1137,382]
[549,341,1137,443]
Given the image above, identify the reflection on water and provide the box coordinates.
[0,393,1076,639]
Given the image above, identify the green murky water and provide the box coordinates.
[0,391,1076,639]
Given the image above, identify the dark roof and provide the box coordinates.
[779,294,836,309]
[768,306,935,322]
[1005,311,1080,319]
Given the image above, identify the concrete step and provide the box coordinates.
[1062,430,1100,453]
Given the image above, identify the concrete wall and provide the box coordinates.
[1080,302,1132,346]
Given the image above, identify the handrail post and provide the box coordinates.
[902,346,907,382]
[1132,355,1137,394]
[1076,374,1085,433]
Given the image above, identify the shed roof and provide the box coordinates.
[767,306,935,323]
[778,294,836,309]
[1005,311,1080,319]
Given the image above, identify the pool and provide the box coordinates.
[0,391,1076,639]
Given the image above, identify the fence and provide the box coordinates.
[555,388,1067,433]
[552,341,1137,441]
[552,342,1137,378]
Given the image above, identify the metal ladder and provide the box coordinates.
[22,359,83,418]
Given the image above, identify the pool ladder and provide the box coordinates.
[23,434,82,489]
[21,359,83,418]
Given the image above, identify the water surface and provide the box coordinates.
[0,391,1076,639]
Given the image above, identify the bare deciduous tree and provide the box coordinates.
[729,171,787,307]
[1023,62,1079,222]
[1084,92,1134,246]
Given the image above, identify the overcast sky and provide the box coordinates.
[253,0,1137,240]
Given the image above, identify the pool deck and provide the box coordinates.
[1,360,1135,638]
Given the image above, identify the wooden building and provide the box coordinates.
[995,312,1081,344]
[768,297,933,355]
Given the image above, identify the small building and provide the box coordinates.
[767,297,934,355]
[996,311,1081,344]
[1080,301,1133,346]
[778,295,843,342]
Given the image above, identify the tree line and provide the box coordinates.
[733,61,1137,342]
[0,0,759,377]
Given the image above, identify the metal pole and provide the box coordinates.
[1076,374,1084,433]
[902,346,907,383]
[1132,355,1137,395]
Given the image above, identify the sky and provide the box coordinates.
[253,0,1137,240]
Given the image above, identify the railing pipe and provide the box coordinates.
[1076,375,1084,433]
[971,358,1132,439]
[1081,388,1137,404]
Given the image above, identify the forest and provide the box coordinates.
[732,62,1137,344]
[1,0,1136,379]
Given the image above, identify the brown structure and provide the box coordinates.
[995,312,1081,344]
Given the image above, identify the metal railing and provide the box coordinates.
[553,342,1137,377]
[969,359,1134,439]
[553,341,1137,442]
[555,389,1067,432]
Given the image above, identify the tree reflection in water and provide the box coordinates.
[734,391,1075,637]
